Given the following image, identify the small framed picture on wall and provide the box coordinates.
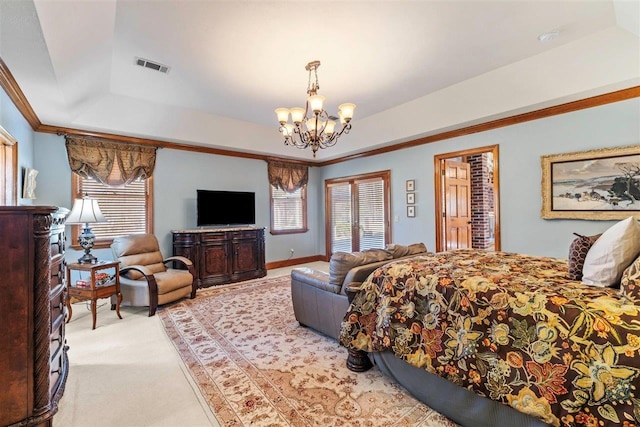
[407,206,416,217]
[406,192,415,204]
[406,179,415,191]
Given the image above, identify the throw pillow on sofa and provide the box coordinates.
[385,242,428,258]
[329,249,392,287]
[582,217,640,287]
[567,233,601,281]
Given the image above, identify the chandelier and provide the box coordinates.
[275,61,355,157]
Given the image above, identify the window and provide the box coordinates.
[270,184,307,234]
[71,174,153,248]
[325,171,391,255]
[0,125,17,205]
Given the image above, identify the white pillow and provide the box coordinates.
[582,217,640,287]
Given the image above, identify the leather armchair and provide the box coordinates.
[111,234,196,316]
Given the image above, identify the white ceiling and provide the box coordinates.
[0,0,638,161]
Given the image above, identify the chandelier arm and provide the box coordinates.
[290,125,311,149]
[276,61,353,157]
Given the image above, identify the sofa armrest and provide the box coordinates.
[340,250,432,294]
[344,282,363,303]
[341,260,394,293]
[291,267,340,294]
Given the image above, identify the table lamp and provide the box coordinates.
[66,195,108,264]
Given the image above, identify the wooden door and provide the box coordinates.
[444,160,472,250]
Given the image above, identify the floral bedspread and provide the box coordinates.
[339,249,640,427]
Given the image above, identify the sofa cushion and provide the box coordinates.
[329,249,392,287]
[386,243,428,259]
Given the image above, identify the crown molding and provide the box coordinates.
[0,58,41,129]
[37,123,316,165]
[1,56,637,167]
[316,85,640,166]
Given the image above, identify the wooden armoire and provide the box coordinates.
[0,206,69,426]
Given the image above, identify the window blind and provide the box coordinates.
[271,185,305,231]
[326,171,390,255]
[358,179,385,250]
[330,183,353,253]
[78,177,148,241]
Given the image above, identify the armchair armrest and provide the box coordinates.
[163,255,196,298]
[118,264,159,317]
[164,255,193,268]
[120,264,154,279]
[163,255,196,279]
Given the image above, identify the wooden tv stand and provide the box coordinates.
[172,227,266,288]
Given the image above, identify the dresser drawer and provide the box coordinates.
[50,345,65,395]
[200,232,228,243]
[51,254,65,289]
[50,313,65,357]
[50,285,66,322]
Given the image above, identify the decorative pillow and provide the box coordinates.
[582,217,640,287]
[407,242,428,256]
[567,233,601,280]
[329,249,392,287]
[385,242,427,259]
[620,254,640,302]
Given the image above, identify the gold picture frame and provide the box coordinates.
[541,145,640,220]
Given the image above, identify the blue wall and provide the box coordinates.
[31,133,321,262]
[320,97,640,258]
[0,87,35,205]
[3,83,639,263]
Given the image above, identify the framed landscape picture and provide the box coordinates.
[541,145,640,220]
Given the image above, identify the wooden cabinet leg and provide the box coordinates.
[90,299,97,330]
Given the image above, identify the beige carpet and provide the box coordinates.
[57,301,217,426]
[158,275,456,426]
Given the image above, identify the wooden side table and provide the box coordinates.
[66,260,123,330]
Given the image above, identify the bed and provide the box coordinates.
[339,249,640,427]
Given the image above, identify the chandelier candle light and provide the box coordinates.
[275,61,355,157]
[66,194,108,264]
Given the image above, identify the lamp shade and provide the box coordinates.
[308,95,325,114]
[290,107,306,124]
[338,103,356,121]
[274,108,290,124]
[66,197,107,224]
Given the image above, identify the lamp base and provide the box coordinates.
[77,252,98,264]
[77,223,98,264]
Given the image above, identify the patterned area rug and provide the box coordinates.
[158,275,456,426]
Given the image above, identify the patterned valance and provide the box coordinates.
[65,136,157,186]
[267,160,308,193]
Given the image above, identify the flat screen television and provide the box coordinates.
[196,190,256,226]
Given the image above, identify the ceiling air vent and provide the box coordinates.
[135,57,170,74]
